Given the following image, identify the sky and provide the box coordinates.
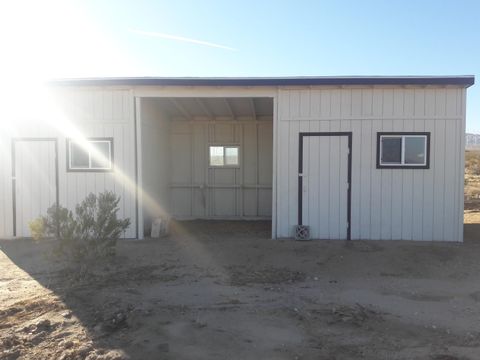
[0,0,478,131]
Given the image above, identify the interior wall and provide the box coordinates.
[170,119,273,219]
[140,98,171,233]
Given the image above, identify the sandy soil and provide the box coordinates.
[2,220,480,360]
[465,200,480,224]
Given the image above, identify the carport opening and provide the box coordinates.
[139,97,274,237]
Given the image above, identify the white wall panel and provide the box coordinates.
[276,87,466,241]
[64,89,136,238]
[0,88,137,238]
[170,119,273,219]
[13,140,57,237]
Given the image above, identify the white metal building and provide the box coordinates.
[0,76,474,241]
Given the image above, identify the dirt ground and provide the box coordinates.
[2,216,480,360]
[465,199,480,224]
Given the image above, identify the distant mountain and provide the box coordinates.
[466,133,480,148]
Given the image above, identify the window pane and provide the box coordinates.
[90,141,111,169]
[381,137,402,164]
[210,146,224,166]
[225,147,239,165]
[404,136,426,165]
[70,142,89,168]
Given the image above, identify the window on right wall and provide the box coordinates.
[377,132,430,169]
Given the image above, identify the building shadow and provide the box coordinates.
[0,236,172,359]
[464,223,480,244]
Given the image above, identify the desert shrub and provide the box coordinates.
[466,150,480,175]
[471,164,480,176]
[31,191,130,268]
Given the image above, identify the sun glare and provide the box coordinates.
[0,0,170,236]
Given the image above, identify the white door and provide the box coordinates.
[301,134,350,239]
[14,140,57,237]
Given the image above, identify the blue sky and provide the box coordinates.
[1,0,478,131]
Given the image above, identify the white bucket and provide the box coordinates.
[151,216,170,238]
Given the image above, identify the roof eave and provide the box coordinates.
[48,76,475,88]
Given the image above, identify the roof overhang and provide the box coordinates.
[48,76,475,88]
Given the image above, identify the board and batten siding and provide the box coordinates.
[55,88,137,238]
[0,88,137,238]
[275,87,466,241]
[170,119,273,219]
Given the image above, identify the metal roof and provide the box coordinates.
[49,75,475,87]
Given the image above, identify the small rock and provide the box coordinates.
[34,319,51,333]
[63,340,74,349]
[76,344,93,357]
[22,325,32,333]
[1,349,21,360]
[61,311,73,319]
[37,319,50,328]
[102,312,128,332]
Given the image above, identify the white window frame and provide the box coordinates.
[208,145,240,168]
[67,138,113,172]
[378,134,429,168]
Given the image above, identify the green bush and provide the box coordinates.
[32,191,130,266]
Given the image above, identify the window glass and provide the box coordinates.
[68,138,113,171]
[70,142,89,168]
[378,133,428,168]
[90,141,111,169]
[404,137,426,165]
[225,147,239,165]
[209,146,224,166]
[209,146,240,167]
[381,137,402,164]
